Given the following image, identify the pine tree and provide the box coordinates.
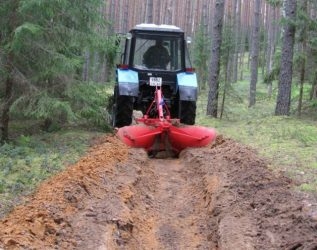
[264,0,281,97]
[275,0,297,116]
[249,0,262,107]
[0,0,108,141]
[0,0,20,141]
[207,0,226,118]
[296,0,308,117]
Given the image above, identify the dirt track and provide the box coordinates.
[0,135,317,249]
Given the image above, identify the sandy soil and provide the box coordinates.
[0,134,317,249]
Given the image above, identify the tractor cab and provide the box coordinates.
[122,24,191,72]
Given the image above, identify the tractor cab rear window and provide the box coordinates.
[132,35,183,71]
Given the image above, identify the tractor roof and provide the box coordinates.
[132,23,183,33]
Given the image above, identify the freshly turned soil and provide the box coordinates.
[0,135,316,249]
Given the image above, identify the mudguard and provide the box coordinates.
[177,72,198,101]
[117,69,139,97]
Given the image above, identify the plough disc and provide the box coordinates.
[117,122,216,155]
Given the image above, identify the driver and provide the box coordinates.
[143,39,170,69]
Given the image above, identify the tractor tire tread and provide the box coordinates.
[115,96,133,128]
[180,101,196,125]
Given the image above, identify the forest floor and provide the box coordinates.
[0,134,317,249]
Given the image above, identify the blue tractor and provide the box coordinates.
[111,24,198,128]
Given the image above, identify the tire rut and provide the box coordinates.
[127,158,213,249]
[0,135,316,249]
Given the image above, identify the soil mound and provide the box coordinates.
[0,135,316,249]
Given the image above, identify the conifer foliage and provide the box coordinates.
[0,0,108,141]
[2,0,317,141]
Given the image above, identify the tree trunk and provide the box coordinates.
[1,0,18,142]
[311,72,317,99]
[201,0,209,91]
[232,0,241,83]
[165,0,173,24]
[206,0,226,118]
[245,1,252,71]
[146,0,153,23]
[225,0,234,85]
[249,0,261,107]
[297,0,308,117]
[239,28,246,81]
[123,0,129,32]
[185,0,192,35]
[1,56,14,142]
[82,50,90,82]
[265,4,277,98]
[275,0,297,116]
[220,52,230,119]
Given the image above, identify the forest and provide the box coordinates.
[1,0,317,140]
[1,0,317,248]
[1,0,317,215]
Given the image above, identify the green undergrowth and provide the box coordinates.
[0,79,316,217]
[197,80,317,193]
[0,128,103,217]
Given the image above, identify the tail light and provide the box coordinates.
[185,67,195,74]
[118,64,129,70]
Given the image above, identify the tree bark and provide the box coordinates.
[165,0,173,24]
[146,0,153,23]
[311,73,317,99]
[206,0,226,118]
[185,0,192,34]
[1,0,18,142]
[275,0,297,116]
[249,0,261,107]
[265,3,278,97]
[122,0,129,32]
[82,50,90,82]
[297,0,308,117]
[1,55,14,142]
[232,0,241,83]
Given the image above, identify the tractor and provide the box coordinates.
[111,23,197,128]
[110,24,216,155]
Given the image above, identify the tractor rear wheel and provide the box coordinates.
[112,86,134,128]
[180,101,196,125]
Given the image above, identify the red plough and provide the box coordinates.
[116,87,216,155]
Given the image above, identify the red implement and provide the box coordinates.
[117,122,216,154]
[116,87,216,155]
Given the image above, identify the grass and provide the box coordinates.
[0,77,316,217]
[196,79,317,193]
[0,126,103,217]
